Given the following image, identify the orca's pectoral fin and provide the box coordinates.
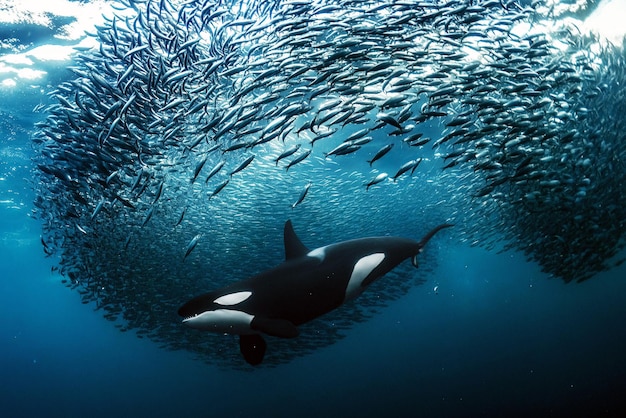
[240,318,299,366]
[240,334,266,366]
[251,316,300,338]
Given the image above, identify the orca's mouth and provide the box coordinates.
[177,303,197,319]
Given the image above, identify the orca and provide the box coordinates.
[178,220,452,365]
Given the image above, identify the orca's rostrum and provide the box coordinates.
[178,220,452,365]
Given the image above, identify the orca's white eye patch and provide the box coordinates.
[213,291,252,306]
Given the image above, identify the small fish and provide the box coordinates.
[209,179,229,199]
[377,113,402,129]
[392,159,421,181]
[292,183,311,209]
[153,180,165,204]
[90,198,105,221]
[285,150,311,171]
[175,207,186,227]
[205,161,225,183]
[366,173,388,190]
[367,144,394,166]
[229,155,255,176]
[275,144,301,165]
[184,234,201,261]
[141,206,154,227]
[191,157,208,183]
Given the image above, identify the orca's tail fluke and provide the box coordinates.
[417,224,454,248]
[411,224,453,267]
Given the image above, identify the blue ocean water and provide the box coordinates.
[2,1,626,417]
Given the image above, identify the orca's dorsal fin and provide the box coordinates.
[284,220,310,260]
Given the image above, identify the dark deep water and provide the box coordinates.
[3,204,626,417]
[2,0,626,417]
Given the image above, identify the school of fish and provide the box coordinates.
[32,0,626,367]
